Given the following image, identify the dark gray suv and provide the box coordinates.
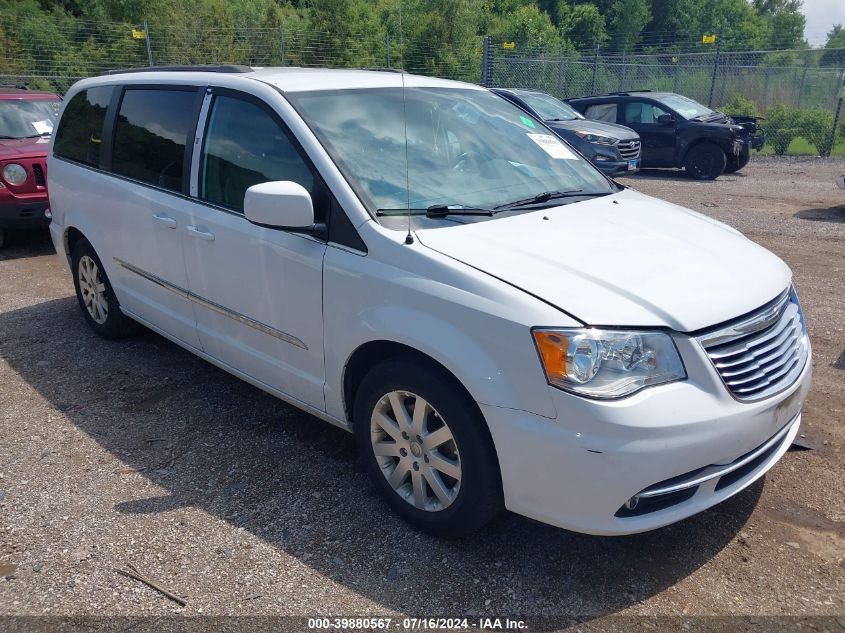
[492,88,641,177]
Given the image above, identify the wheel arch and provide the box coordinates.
[678,137,728,164]
[64,226,87,262]
[342,340,481,430]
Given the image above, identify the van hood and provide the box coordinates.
[415,189,791,332]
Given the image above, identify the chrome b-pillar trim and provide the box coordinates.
[114,257,308,350]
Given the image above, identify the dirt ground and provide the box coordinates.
[0,157,843,628]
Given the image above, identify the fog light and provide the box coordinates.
[624,496,639,511]
[594,155,611,161]
[44,208,52,219]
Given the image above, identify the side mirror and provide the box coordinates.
[657,113,675,126]
[244,181,316,230]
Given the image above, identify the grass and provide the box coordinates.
[757,137,845,157]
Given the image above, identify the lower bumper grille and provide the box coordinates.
[698,288,809,401]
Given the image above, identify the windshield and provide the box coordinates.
[520,92,582,122]
[287,87,612,215]
[0,99,60,139]
[655,94,714,120]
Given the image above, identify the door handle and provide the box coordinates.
[152,213,177,229]
[186,225,215,242]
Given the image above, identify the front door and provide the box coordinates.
[181,90,327,410]
[619,100,677,167]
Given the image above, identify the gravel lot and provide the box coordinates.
[0,157,843,628]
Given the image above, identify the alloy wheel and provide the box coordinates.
[78,255,108,324]
[370,390,462,512]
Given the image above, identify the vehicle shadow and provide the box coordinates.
[0,296,761,618]
[794,205,845,224]
[0,228,54,260]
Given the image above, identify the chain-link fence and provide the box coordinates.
[1,13,843,156]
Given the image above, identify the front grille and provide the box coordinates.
[32,163,46,186]
[617,139,641,160]
[698,289,808,401]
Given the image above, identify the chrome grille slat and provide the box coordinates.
[698,289,809,401]
[718,333,800,379]
[715,317,799,368]
[707,305,798,360]
[617,140,641,160]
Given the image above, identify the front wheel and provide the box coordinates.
[724,145,750,174]
[354,359,503,538]
[684,143,727,180]
[71,238,138,339]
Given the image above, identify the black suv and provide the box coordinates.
[567,91,765,180]
[492,88,641,177]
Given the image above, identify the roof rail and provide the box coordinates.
[356,67,405,73]
[101,64,253,76]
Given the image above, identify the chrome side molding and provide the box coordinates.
[114,257,308,350]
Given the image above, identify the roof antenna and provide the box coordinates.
[400,69,414,245]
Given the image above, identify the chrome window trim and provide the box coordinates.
[114,257,308,350]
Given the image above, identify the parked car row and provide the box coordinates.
[44,66,808,538]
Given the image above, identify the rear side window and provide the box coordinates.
[53,86,112,167]
[584,103,617,123]
[112,88,196,192]
[622,101,670,125]
[200,95,314,213]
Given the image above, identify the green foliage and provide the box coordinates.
[798,108,835,157]
[819,25,845,68]
[720,94,759,116]
[762,104,838,157]
[608,0,651,52]
[762,104,800,155]
[558,2,606,50]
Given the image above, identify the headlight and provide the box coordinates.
[2,163,27,186]
[532,328,686,398]
[574,131,616,145]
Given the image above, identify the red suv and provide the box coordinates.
[0,87,61,247]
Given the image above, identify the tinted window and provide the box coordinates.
[112,88,196,192]
[53,87,112,167]
[200,95,314,213]
[622,101,670,125]
[584,103,617,123]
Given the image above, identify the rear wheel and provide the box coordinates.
[724,145,750,173]
[684,143,727,180]
[71,238,138,339]
[354,358,502,538]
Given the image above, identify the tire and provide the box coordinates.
[71,237,138,339]
[684,143,727,180]
[353,358,503,538]
[0,228,4,249]
[724,145,750,174]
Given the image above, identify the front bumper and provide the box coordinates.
[482,336,811,535]
[749,133,766,151]
[0,196,49,229]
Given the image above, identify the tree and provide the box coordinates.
[607,0,650,51]
[558,2,606,51]
[820,24,845,68]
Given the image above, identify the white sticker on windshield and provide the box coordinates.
[526,133,577,159]
[31,120,53,135]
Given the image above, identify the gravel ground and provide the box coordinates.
[0,157,843,628]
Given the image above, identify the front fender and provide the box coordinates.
[322,240,564,423]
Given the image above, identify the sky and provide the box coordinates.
[801,0,845,46]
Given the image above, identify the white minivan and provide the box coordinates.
[48,66,811,537]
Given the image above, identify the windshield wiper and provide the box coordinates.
[376,204,494,218]
[493,189,605,211]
